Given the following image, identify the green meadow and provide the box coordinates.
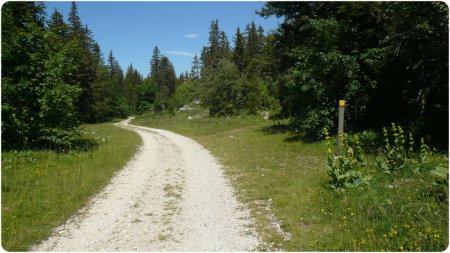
[2,123,141,251]
[133,108,448,251]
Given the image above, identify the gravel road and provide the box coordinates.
[32,118,260,251]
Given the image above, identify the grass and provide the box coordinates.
[1,123,141,251]
[132,107,448,251]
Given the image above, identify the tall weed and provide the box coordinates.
[323,128,370,190]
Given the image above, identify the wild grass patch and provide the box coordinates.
[133,108,448,251]
[1,123,141,251]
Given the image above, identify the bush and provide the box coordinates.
[291,108,334,141]
[375,123,432,175]
[174,80,196,108]
[324,128,371,190]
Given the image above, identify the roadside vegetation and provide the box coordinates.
[133,107,448,251]
[2,1,447,252]
[1,123,141,251]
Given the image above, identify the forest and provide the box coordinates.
[2,1,448,150]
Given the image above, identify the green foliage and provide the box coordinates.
[290,108,334,141]
[124,64,142,114]
[133,111,448,251]
[137,78,157,113]
[149,50,177,112]
[1,2,84,149]
[202,59,243,116]
[324,128,370,190]
[2,123,141,251]
[1,2,146,148]
[232,27,246,72]
[375,123,435,176]
[173,80,196,107]
[199,19,278,117]
[259,2,448,146]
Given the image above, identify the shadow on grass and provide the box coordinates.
[1,137,99,153]
[260,122,291,135]
[260,121,318,143]
[284,134,319,143]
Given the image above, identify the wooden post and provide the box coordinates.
[337,100,345,156]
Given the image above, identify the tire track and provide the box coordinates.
[32,118,260,251]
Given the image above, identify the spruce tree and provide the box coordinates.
[153,55,177,111]
[48,8,67,40]
[203,20,221,68]
[124,63,141,113]
[150,46,161,81]
[209,20,220,57]
[92,42,103,66]
[159,56,177,96]
[190,54,200,79]
[257,25,265,48]
[245,21,260,57]
[68,1,82,39]
[232,27,246,72]
[219,31,230,58]
[179,72,185,82]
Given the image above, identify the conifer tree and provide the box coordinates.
[159,56,177,96]
[232,27,246,72]
[153,55,177,111]
[209,20,220,57]
[92,42,103,66]
[124,63,142,113]
[68,1,82,40]
[190,54,200,79]
[48,8,67,40]
[257,25,265,48]
[219,31,230,58]
[150,46,161,80]
[202,20,221,68]
[179,72,185,82]
[245,21,260,57]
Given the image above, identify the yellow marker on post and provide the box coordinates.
[337,100,345,156]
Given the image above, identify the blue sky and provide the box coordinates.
[44,1,281,77]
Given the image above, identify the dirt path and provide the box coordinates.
[32,118,260,251]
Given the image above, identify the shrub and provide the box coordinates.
[375,123,434,175]
[324,128,371,190]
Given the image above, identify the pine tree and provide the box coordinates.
[104,50,127,117]
[153,55,177,111]
[219,31,230,58]
[159,56,177,96]
[257,25,265,49]
[107,50,116,79]
[209,20,220,58]
[190,54,200,79]
[92,42,103,66]
[48,8,67,40]
[150,46,161,80]
[179,72,185,82]
[68,1,82,40]
[202,20,221,68]
[124,63,142,113]
[245,21,260,57]
[233,27,246,72]
[83,24,95,50]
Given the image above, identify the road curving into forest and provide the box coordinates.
[32,118,260,251]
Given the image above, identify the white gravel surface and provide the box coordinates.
[32,118,260,251]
